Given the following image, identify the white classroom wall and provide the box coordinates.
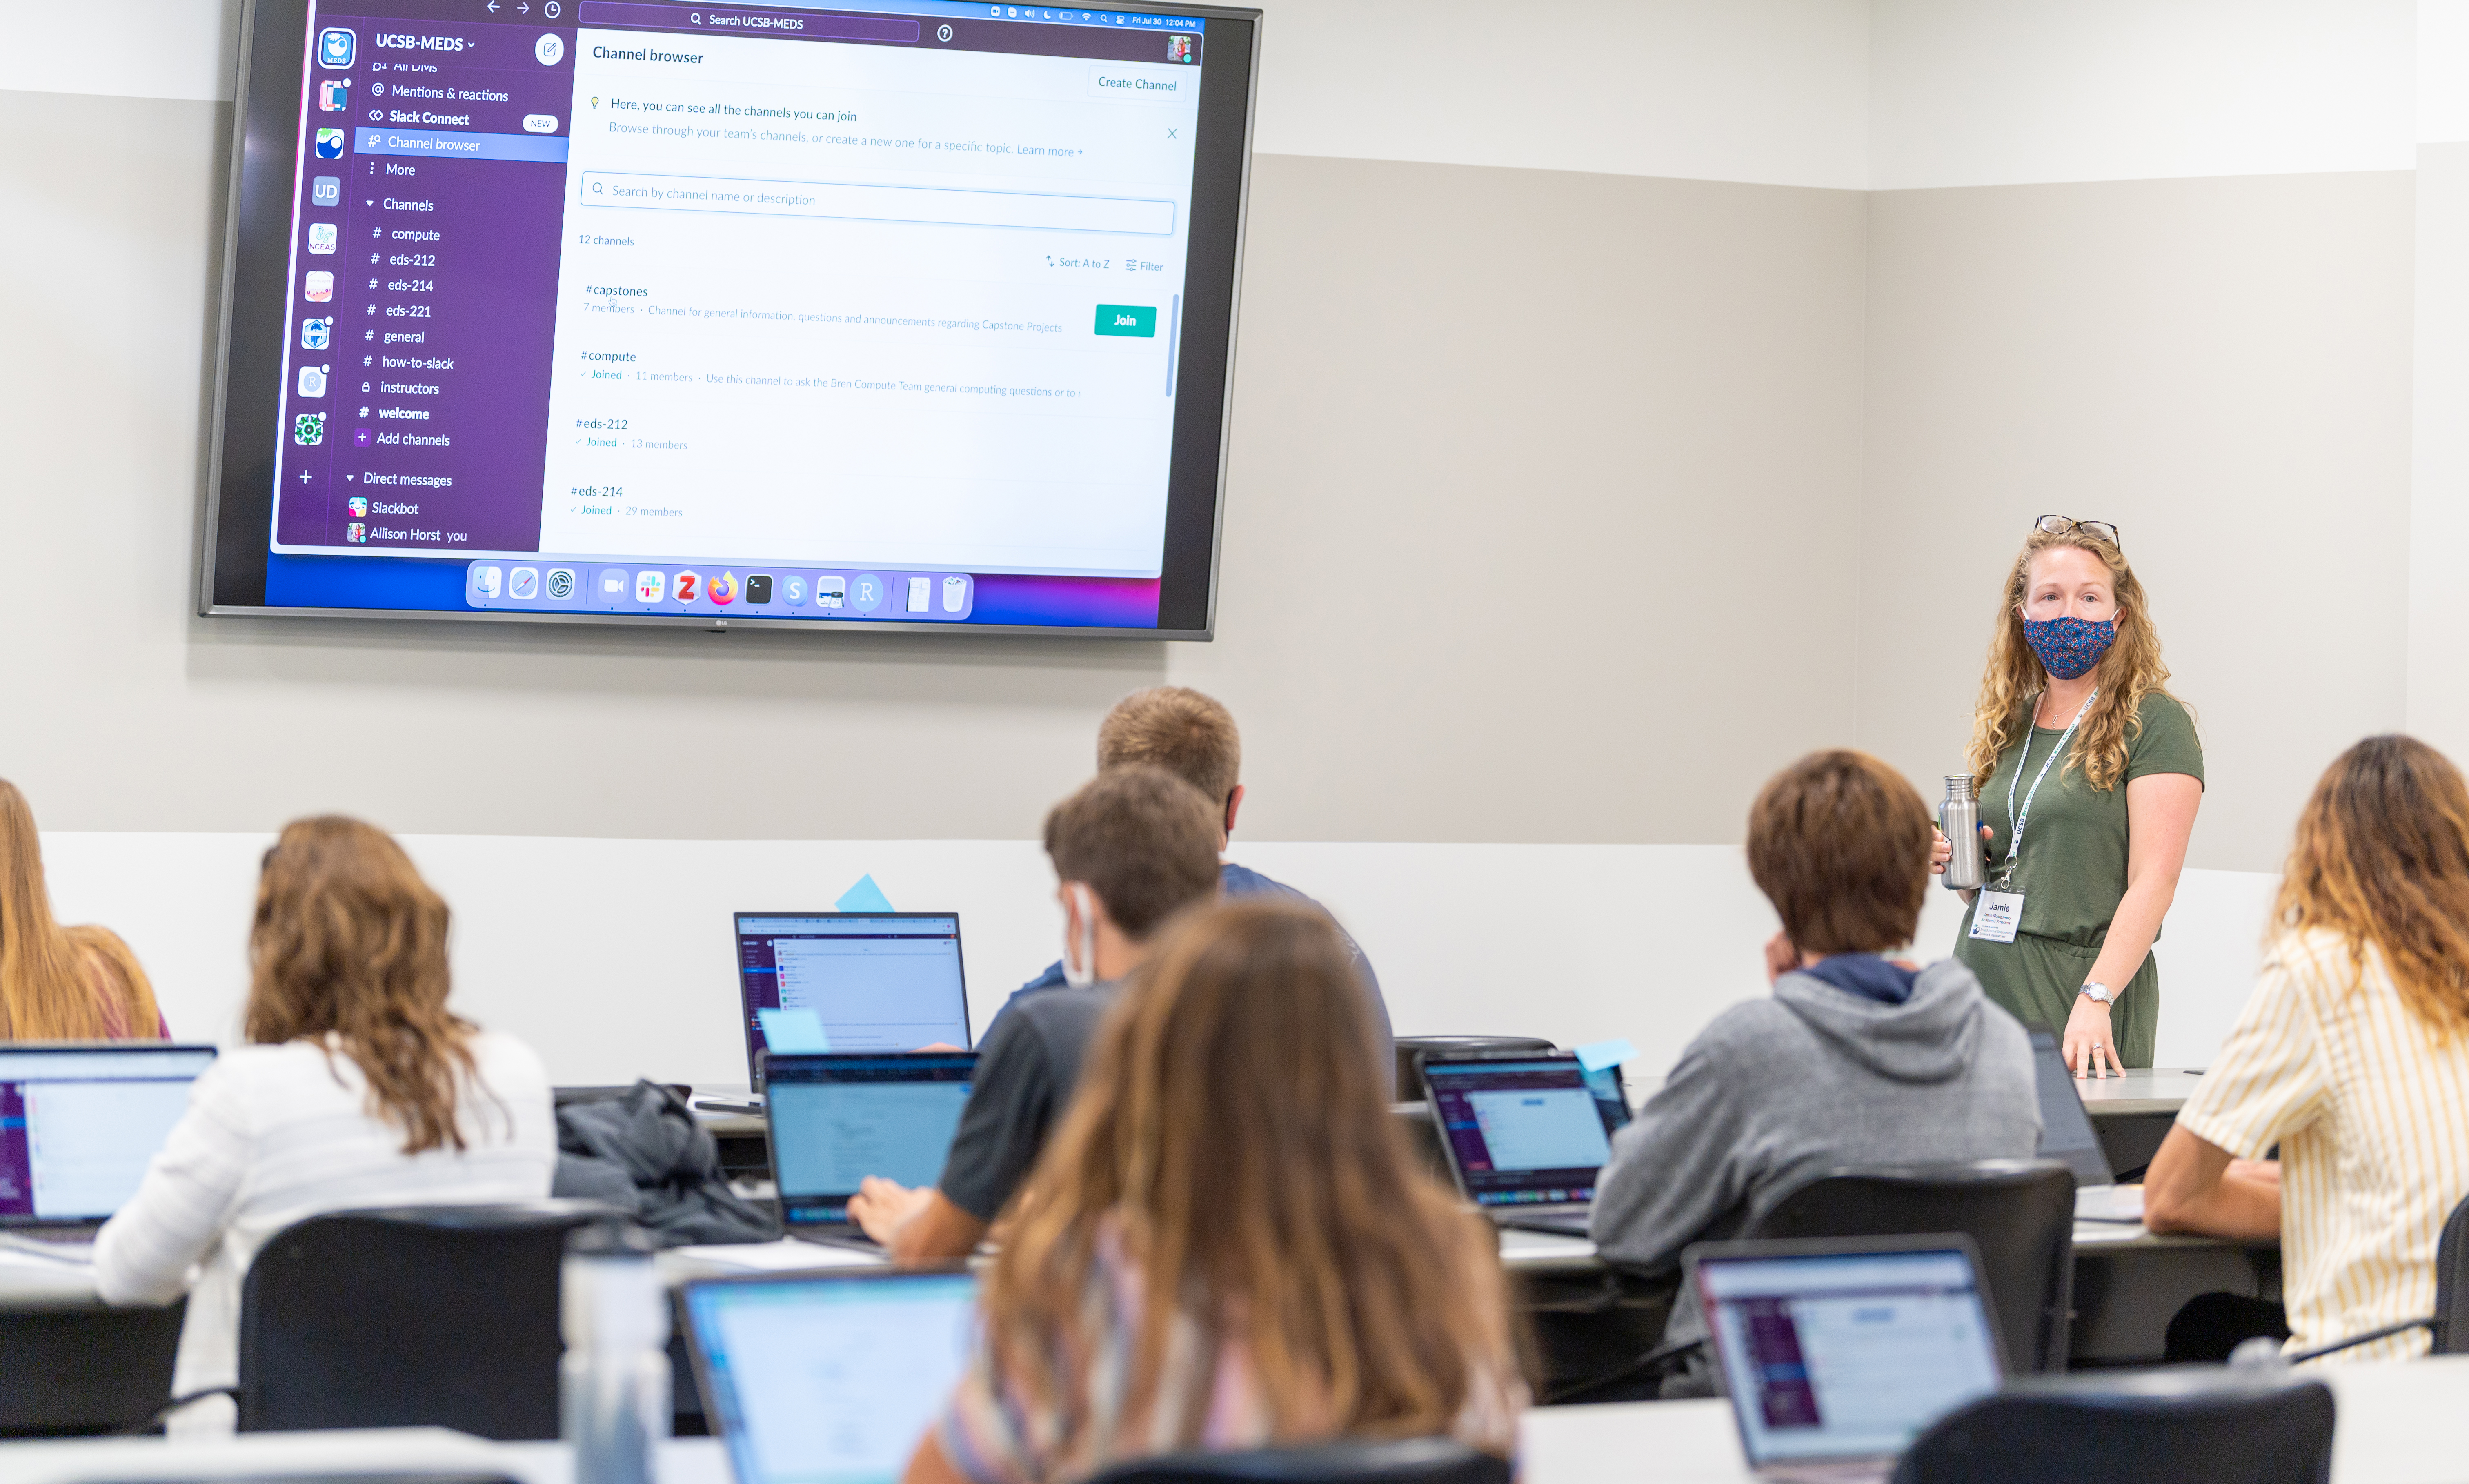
[4,2,2448,1083]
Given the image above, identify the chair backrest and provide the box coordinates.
[1744,1159,2076,1373]
[1392,1037,1555,1101]
[2436,1189,2469,1354]
[1089,1438,1510,1484]
[238,1200,626,1439]
[1892,1369,2334,1484]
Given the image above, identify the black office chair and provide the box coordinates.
[1892,1368,2335,1484]
[2435,1187,2469,1353]
[233,1200,627,1439]
[1745,1159,2077,1373]
[1089,1438,1509,1484]
[1392,1037,1556,1099]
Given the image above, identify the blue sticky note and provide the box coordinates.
[758,1008,831,1053]
[1574,1038,1637,1072]
[836,874,894,913]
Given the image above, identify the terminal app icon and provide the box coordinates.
[319,28,356,67]
[300,317,331,350]
[745,574,773,605]
[315,128,346,160]
[634,570,666,602]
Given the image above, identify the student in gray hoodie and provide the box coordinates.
[1590,749,2040,1393]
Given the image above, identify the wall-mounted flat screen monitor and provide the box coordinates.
[202,0,1258,638]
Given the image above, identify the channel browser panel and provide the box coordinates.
[207,0,1253,634]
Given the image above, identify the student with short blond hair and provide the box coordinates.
[1006,687,1395,1089]
[1592,750,2039,1393]
[2148,736,2469,1362]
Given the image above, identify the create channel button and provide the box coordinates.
[1094,304,1157,337]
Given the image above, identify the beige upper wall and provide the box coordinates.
[1859,171,2417,873]
[0,89,1868,843]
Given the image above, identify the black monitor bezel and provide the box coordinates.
[199,0,1260,640]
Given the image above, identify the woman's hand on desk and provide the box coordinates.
[2064,995,2119,1078]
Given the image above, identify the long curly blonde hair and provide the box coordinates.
[1964,527,2179,793]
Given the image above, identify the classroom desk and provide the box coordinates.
[11,1355,2469,1484]
[1494,1220,2275,1368]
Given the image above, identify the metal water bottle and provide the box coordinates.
[563,1220,670,1484]
[1940,776,1984,891]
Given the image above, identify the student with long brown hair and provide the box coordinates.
[2147,736,2469,1362]
[907,900,1524,1484]
[0,779,165,1039]
[96,817,555,1434]
[1933,517,2204,1075]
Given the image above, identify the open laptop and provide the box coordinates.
[1420,1050,1631,1235]
[683,1268,980,1484]
[765,1052,977,1246]
[730,912,973,1100]
[2029,1031,2143,1222]
[0,1044,218,1240]
[1688,1235,2006,1483]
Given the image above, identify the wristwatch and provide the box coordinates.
[2079,981,2114,1005]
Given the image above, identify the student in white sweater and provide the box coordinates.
[95,817,556,1436]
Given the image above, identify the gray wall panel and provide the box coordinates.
[1,92,1868,844]
[1860,171,2416,873]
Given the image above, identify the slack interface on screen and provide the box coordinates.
[267,0,1206,627]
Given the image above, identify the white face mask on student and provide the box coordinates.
[1061,883,1099,989]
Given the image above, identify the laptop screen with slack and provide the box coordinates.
[1690,1238,2005,1475]
[685,1269,980,1484]
[1421,1055,1630,1211]
[0,1046,218,1226]
[767,1054,977,1230]
[734,914,971,1085]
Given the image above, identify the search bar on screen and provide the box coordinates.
[580,172,1176,235]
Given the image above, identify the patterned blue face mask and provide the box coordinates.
[2023,615,2115,680]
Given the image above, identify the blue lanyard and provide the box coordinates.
[1998,690,2095,890]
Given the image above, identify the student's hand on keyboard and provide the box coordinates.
[850,1176,934,1244]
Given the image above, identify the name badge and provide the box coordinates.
[1969,890,2024,944]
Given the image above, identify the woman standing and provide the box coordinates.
[1939,518,2203,1075]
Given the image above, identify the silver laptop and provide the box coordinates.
[729,912,975,1104]
[2029,1032,2144,1222]
[683,1268,980,1484]
[764,1051,977,1248]
[1419,1051,1631,1235]
[1688,1236,2006,1483]
[0,1044,217,1237]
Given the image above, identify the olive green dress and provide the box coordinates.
[1952,692,2203,1068]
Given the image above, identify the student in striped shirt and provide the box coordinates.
[904,899,1524,1484]
[2146,735,2469,1362]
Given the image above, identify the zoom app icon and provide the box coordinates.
[545,567,576,600]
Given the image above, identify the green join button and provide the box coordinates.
[1094,304,1157,337]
